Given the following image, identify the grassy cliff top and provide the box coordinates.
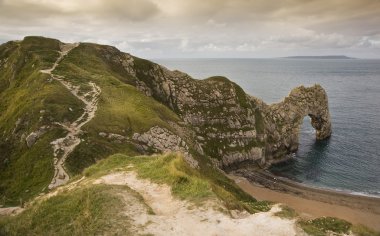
[0,153,271,235]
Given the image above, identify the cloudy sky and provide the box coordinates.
[1,0,380,58]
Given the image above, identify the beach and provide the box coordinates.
[229,169,380,231]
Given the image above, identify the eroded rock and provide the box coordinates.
[25,126,49,148]
[93,45,332,169]
[129,59,332,169]
[132,126,199,168]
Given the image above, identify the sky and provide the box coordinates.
[0,0,380,58]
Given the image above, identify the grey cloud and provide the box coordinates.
[1,0,380,58]
[0,0,159,25]
[269,33,357,49]
[159,0,380,35]
[0,0,63,23]
[88,0,159,21]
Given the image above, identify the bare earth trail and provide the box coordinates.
[95,172,299,236]
[40,43,101,189]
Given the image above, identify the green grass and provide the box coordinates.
[130,154,212,201]
[54,43,180,176]
[0,130,66,206]
[351,224,380,236]
[254,108,265,134]
[274,205,298,219]
[0,185,133,236]
[0,153,269,235]
[0,37,181,204]
[55,43,180,135]
[0,35,269,205]
[298,217,352,236]
[0,152,271,235]
[84,153,272,213]
[85,153,213,201]
[65,136,138,175]
[0,37,86,205]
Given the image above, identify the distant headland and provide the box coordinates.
[283,55,356,59]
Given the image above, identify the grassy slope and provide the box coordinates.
[0,36,269,204]
[1,153,379,236]
[84,153,271,213]
[0,184,133,236]
[54,43,180,175]
[298,217,380,236]
[0,37,85,205]
[0,153,270,236]
[0,38,180,205]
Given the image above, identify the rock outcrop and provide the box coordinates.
[99,132,128,143]
[113,53,332,169]
[132,126,199,168]
[262,85,332,164]
[9,38,331,172]
[25,126,49,148]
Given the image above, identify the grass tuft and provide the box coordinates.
[298,216,352,236]
[0,185,132,236]
[274,205,298,219]
[85,153,212,201]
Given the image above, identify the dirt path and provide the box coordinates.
[0,207,24,216]
[95,172,298,236]
[40,43,101,189]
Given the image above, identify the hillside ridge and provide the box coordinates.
[0,36,331,204]
[40,42,101,188]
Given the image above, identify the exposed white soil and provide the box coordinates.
[95,172,298,236]
[40,43,101,189]
[0,207,24,216]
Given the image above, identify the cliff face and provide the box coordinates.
[113,52,332,169]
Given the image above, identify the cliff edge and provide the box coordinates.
[0,36,331,204]
[125,58,332,169]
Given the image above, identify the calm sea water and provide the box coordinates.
[154,58,380,196]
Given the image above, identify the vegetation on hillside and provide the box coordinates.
[0,37,84,205]
[274,205,298,219]
[298,217,380,236]
[54,43,180,175]
[0,185,133,236]
[0,37,378,236]
[84,153,271,213]
[0,37,180,204]
[0,36,268,205]
[0,153,271,235]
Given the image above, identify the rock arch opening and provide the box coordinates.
[263,84,332,164]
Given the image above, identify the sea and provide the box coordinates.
[153,58,380,197]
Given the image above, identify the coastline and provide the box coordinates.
[228,169,380,231]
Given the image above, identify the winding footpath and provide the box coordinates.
[40,43,101,189]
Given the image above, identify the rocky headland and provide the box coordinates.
[118,51,332,170]
[0,36,331,202]
[3,36,380,236]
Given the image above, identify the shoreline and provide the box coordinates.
[228,168,380,231]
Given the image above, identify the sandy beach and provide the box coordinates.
[229,169,380,231]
